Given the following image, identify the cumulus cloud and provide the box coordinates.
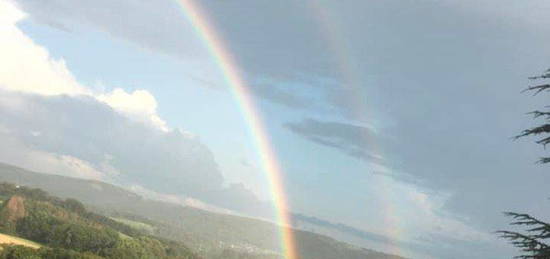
[0,0,271,218]
[0,88,272,217]
[96,89,167,131]
[0,0,165,130]
[0,0,87,96]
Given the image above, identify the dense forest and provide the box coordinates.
[0,182,199,259]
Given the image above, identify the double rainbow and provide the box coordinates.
[173,1,297,258]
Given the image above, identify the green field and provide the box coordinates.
[0,233,41,249]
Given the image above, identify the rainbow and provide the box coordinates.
[172,1,297,258]
[308,2,403,257]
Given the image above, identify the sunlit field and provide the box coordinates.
[0,233,41,249]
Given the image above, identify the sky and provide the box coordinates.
[1,0,550,258]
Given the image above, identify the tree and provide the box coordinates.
[498,69,550,258]
[514,69,550,164]
[62,199,87,215]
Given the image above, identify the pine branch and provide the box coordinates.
[528,69,550,80]
[497,230,550,258]
[522,84,550,95]
[504,212,550,238]
[499,212,550,258]
[501,69,550,259]
[529,70,550,80]
[515,124,550,139]
[537,136,550,147]
[528,111,550,121]
[538,157,550,164]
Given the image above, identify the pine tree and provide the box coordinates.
[498,69,550,258]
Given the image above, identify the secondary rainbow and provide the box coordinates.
[172,1,297,258]
[308,2,403,257]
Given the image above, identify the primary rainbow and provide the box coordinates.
[172,1,297,258]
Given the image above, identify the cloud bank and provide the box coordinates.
[0,0,271,218]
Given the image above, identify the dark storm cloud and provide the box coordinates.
[284,118,383,163]
[10,0,328,111]
[0,91,272,217]
[12,0,550,119]
[250,83,314,110]
[12,0,204,58]
[9,0,363,115]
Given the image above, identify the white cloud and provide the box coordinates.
[0,0,87,96]
[96,89,167,131]
[368,174,495,245]
[0,0,166,131]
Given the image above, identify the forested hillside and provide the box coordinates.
[0,182,199,259]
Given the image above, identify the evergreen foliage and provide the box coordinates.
[499,70,550,258]
[515,69,550,163]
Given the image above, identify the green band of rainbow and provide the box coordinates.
[173,1,297,258]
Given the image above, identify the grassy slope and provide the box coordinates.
[0,232,41,249]
[0,188,200,259]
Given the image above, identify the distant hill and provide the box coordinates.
[0,163,143,206]
[0,162,406,259]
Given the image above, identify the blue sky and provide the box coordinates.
[2,0,550,258]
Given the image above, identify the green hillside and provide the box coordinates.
[0,183,199,259]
